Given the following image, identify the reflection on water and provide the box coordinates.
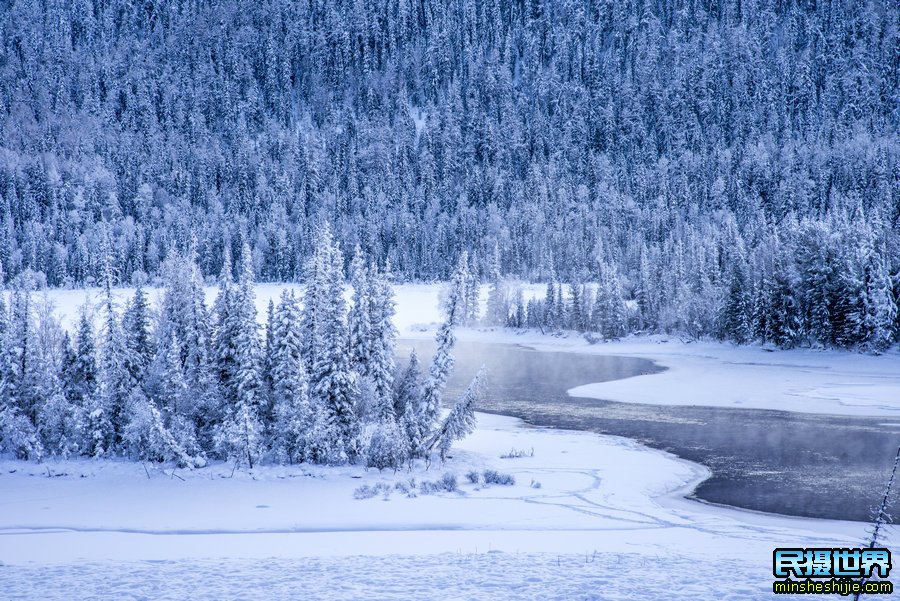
[398,339,898,522]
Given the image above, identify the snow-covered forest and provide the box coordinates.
[0,226,478,466]
[0,0,897,350]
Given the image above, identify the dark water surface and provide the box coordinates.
[397,339,900,522]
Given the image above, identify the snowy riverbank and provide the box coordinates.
[0,411,875,600]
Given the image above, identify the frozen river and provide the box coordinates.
[399,339,897,522]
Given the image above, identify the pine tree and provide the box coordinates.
[262,298,276,411]
[347,246,372,376]
[569,282,584,331]
[720,262,753,344]
[121,284,154,382]
[230,242,266,425]
[367,264,398,419]
[544,280,556,330]
[762,257,802,349]
[554,282,567,330]
[861,247,897,353]
[428,370,480,463]
[593,268,627,340]
[464,252,480,325]
[394,349,423,427]
[213,246,239,404]
[513,288,526,328]
[417,256,464,459]
[96,265,133,454]
[309,226,358,462]
[271,290,312,464]
[63,310,98,442]
[363,417,408,472]
[124,387,197,467]
[485,243,507,326]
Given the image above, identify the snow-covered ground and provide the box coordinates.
[0,412,873,599]
[3,282,898,599]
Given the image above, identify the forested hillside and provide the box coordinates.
[0,0,897,347]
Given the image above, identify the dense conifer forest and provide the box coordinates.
[0,0,897,348]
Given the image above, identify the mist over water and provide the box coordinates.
[397,340,897,522]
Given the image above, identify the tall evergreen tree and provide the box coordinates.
[309,226,357,461]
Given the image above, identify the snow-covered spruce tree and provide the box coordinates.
[154,248,216,432]
[309,225,358,463]
[60,310,99,453]
[271,290,313,464]
[484,244,508,326]
[360,265,405,471]
[408,254,468,464]
[95,258,133,455]
[568,282,585,332]
[427,370,481,464]
[543,280,557,330]
[864,247,898,354]
[593,267,627,341]
[2,281,42,427]
[39,387,80,458]
[512,288,526,328]
[367,263,398,418]
[464,251,481,326]
[298,229,329,371]
[124,387,198,467]
[121,283,154,383]
[212,244,238,400]
[30,298,78,458]
[362,417,408,472]
[347,246,373,377]
[216,243,266,467]
[66,312,99,406]
[760,253,802,349]
[421,257,464,433]
[795,222,837,346]
[554,283,567,331]
[45,334,85,457]
[262,299,276,407]
[395,349,425,456]
[720,262,753,344]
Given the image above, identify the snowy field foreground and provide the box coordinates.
[0,412,874,600]
[3,282,898,599]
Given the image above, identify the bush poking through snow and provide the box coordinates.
[500,447,534,459]
[465,469,480,484]
[483,469,515,485]
[353,482,393,500]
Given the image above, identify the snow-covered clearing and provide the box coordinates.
[3,283,897,599]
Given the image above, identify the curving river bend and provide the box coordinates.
[398,339,899,523]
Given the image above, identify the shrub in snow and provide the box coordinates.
[439,472,458,492]
[353,482,392,500]
[500,447,534,459]
[38,391,84,459]
[393,479,418,497]
[363,419,409,472]
[483,470,515,485]
[419,473,459,495]
[0,407,44,460]
[353,484,379,500]
[124,390,201,468]
[465,470,480,484]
